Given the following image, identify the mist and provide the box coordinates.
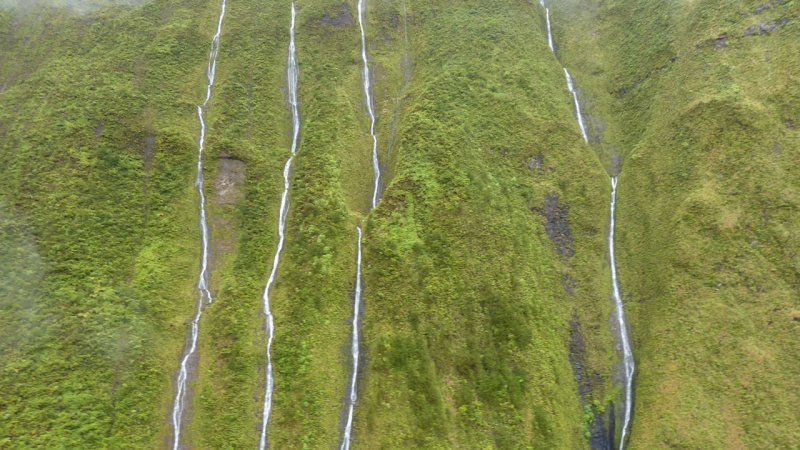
[0,0,147,12]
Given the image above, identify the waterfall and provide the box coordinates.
[170,1,226,449]
[609,177,635,450]
[545,7,554,52]
[341,227,364,450]
[340,1,381,447]
[258,4,301,449]
[540,3,634,449]
[563,68,589,143]
[357,0,381,209]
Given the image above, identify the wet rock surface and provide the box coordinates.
[569,317,615,449]
[744,17,790,36]
[526,153,544,171]
[569,317,592,400]
[213,154,246,206]
[210,154,245,282]
[562,272,577,295]
[535,193,574,257]
[320,3,353,27]
[590,402,615,450]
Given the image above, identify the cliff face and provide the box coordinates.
[0,0,609,447]
[1,0,796,448]
[553,0,800,447]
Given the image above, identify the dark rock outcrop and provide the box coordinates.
[744,17,790,36]
[535,193,574,257]
[526,153,544,171]
[320,3,353,27]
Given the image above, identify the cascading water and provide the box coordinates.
[563,68,589,144]
[170,1,226,449]
[545,7,554,52]
[340,1,382,448]
[258,4,300,449]
[609,177,634,450]
[357,0,381,209]
[539,2,634,448]
[341,227,363,450]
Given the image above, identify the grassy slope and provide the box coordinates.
[355,0,611,448]
[555,0,800,447]
[192,0,385,447]
[1,0,618,448]
[189,0,289,448]
[0,0,219,447]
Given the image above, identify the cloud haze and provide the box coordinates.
[0,0,146,12]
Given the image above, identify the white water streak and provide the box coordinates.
[341,227,363,450]
[541,3,634,447]
[563,68,589,143]
[357,0,381,209]
[340,1,380,448]
[258,5,300,449]
[171,1,226,449]
[610,177,635,450]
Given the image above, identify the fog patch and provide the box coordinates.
[0,0,147,13]
[0,199,45,359]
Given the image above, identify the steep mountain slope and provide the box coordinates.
[1,0,615,447]
[351,0,614,447]
[0,1,228,447]
[3,0,796,448]
[553,0,800,447]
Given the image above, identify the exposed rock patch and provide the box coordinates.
[562,272,577,295]
[213,154,245,206]
[320,3,353,27]
[590,402,615,450]
[569,317,592,400]
[744,17,790,36]
[209,154,245,284]
[569,317,614,449]
[754,3,771,14]
[714,34,728,49]
[526,153,544,171]
[534,193,574,257]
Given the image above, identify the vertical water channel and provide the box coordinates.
[539,2,634,448]
[258,4,301,449]
[341,0,382,448]
[609,177,635,450]
[170,1,227,449]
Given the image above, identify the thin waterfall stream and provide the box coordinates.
[609,177,635,450]
[539,2,635,448]
[563,68,589,144]
[341,226,364,450]
[358,0,381,209]
[341,0,382,448]
[170,1,227,449]
[258,4,301,449]
[545,7,554,51]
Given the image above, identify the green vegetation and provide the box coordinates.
[2,0,796,448]
[355,0,613,447]
[554,0,800,447]
[0,1,219,447]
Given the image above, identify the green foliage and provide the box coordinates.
[355,1,610,448]
[0,1,218,447]
[0,0,714,448]
[555,0,800,447]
